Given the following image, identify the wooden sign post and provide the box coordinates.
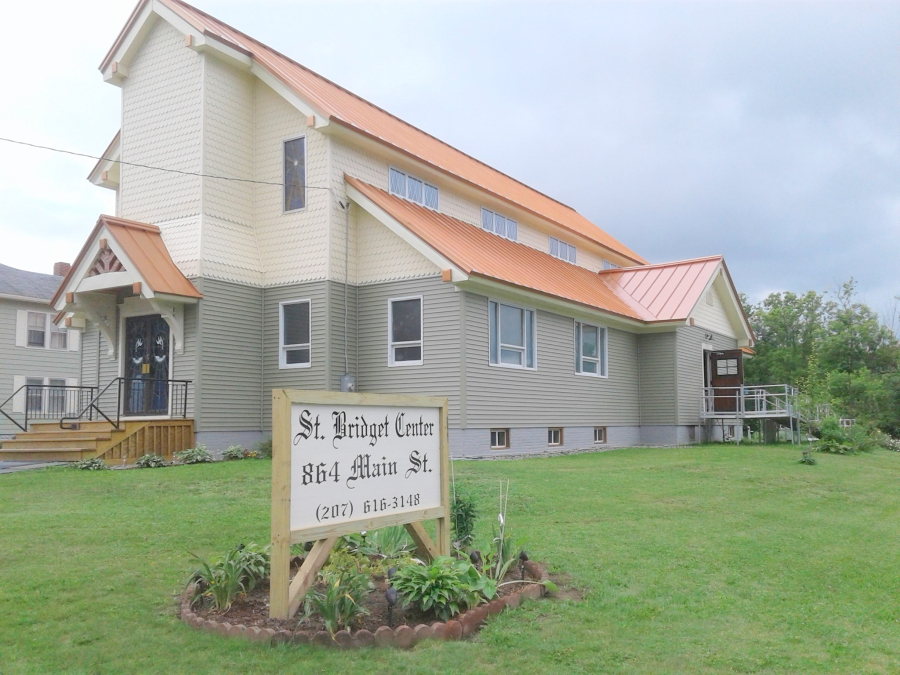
[269,390,450,619]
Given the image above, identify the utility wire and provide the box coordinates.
[0,136,333,191]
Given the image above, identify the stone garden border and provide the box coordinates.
[180,560,551,649]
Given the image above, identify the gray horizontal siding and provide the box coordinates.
[357,275,461,426]
[637,332,677,425]
[195,278,260,432]
[463,293,640,428]
[328,280,358,391]
[676,326,738,425]
[262,280,329,431]
[0,299,82,435]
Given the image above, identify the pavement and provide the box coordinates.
[0,461,65,474]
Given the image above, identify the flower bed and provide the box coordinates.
[180,560,552,648]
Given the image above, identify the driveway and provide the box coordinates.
[0,461,64,474]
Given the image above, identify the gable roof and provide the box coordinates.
[51,215,202,305]
[0,264,64,302]
[346,176,748,332]
[103,0,646,266]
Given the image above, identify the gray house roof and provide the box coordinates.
[0,263,64,303]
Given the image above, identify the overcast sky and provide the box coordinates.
[0,0,897,309]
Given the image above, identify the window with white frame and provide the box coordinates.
[283,137,306,212]
[389,167,439,210]
[594,426,607,444]
[550,236,577,264]
[27,312,46,347]
[49,323,68,350]
[575,321,607,377]
[388,297,423,365]
[490,429,509,449]
[489,301,535,369]
[602,260,619,270]
[25,377,43,413]
[481,208,518,241]
[279,300,311,368]
[548,427,563,446]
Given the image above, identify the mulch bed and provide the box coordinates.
[181,559,553,648]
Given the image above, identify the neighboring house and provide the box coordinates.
[0,263,81,438]
[6,0,754,460]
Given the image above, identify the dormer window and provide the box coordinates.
[550,236,576,264]
[602,260,619,270]
[481,208,518,241]
[389,167,439,210]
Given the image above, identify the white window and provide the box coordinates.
[594,426,607,444]
[25,377,44,414]
[602,260,619,270]
[489,301,536,369]
[481,208,518,241]
[50,323,68,350]
[279,300,311,368]
[27,312,46,347]
[490,429,509,449]
[283,137,306,212]
[550,236,577,264]
[388,296,423,366]
[389,167,439,210]
[575,321,607,377]
[548,428,562,446]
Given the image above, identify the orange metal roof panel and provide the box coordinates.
[347,177,645,321]
[51,215,201,305]
[149,0,647,265]
[600,257,723,322]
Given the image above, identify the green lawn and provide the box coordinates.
[2,445,899,674]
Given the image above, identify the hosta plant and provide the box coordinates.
[390,556,495,622]
[175,445,214,464]
[343,526,414,559]
[134,453,168,468]
[72,457,108,470]
[221,445,245,461]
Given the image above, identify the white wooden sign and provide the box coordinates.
[270,390,450,619]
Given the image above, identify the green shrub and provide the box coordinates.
[451,488,477,548]
[302,570,372,633]
[390,556,495,622]
[221,445,245,461]
[187,542,270,611]
[175,445,214,464]
[72,458,109,470]
[799,450,817,465]
[256,437,272,458]
[134,454,168,468]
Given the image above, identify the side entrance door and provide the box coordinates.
[123,315,170,416]
[708,349,744,413]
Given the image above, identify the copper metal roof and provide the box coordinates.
[106,0,647,265]
[51,215,202,305]
[348,177,728,324]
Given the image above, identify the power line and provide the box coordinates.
[0,136,333,191]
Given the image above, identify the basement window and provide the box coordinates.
[283,137,306,212]
[481,207,518,242]
[550,236,577,264]
[548,428,563,446]
[594,426,607,444]
[389,167,439,210]
[490,429,510,450]
[279,300,311,368]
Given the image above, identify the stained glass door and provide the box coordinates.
[123,315,170,416]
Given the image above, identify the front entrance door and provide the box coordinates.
[708,349,744,413]
[123,315,170,416]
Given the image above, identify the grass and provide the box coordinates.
[2,444,900,674]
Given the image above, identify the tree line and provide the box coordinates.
[741,280,900,435]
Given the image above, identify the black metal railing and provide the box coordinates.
[0,384,98,432]
[60,378,191,431]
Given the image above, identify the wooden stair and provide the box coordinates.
[0,419,195,464]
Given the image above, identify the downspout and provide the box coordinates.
[339,200,356,392]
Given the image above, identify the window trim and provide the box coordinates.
[602,259,620,271]
[548,427,563,446]
[574,320,609,378]
[549,236,577,264]
[278,299,312,369]
[24,312,67,350]
[26,311,47,348]
[481,207,518,242]
[490,428,510,450]
[388,166,439,211]
[387,295,424,367]
[593,426,607,444]
[282,134,308,214]
[488,299,537,371]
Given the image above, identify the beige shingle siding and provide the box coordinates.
[463,293,640,428]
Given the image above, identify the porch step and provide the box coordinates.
[8,430,114,442]
[28,421,116,433]
[0,447,97,462]
[0,437,106,451]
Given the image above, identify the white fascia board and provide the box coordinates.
[457,275,678,334]
[75,271,135,293]
[188,31,253,71]
[346,183,467,283]
[101,1,158,85]
[249,64,330,129]
[0,293,51,304]
[88,137,121,189]
[686,263,753,346]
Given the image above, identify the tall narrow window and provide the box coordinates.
[388,297,423,365]
[283,137,306,212]
[280,300,311,368]
[48,378,67,417]
[27,312,46,347]
[25,377,43,414]
[50,324,67,350]
[575,321,607,377]
[489,301,536,369]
